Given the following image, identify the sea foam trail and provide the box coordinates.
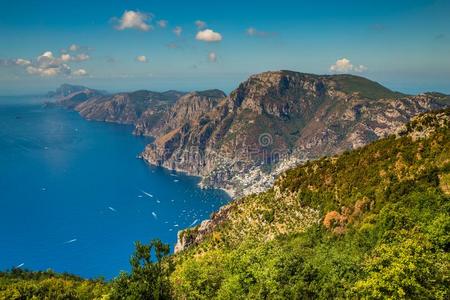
[140,190,153,197]
[64,239,77,244]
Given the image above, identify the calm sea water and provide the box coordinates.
[0,96,230,279]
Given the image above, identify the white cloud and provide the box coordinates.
[69,44,80,52]
[157,20,168,28]
[60,53,89,62]
[195,20,206,29]
[72,69,88,76]
[15,58,31,66]
[173,26,182,37]
[330,58,367,73]
[4,48,91,78]
[115,10,152,31]
[208,52,217,62]
[196,29,222,42]
[37,51,55,64]
[61,54,72,62]
[10,50,90,77]
[136,55,148,63]
[26,63,71,77]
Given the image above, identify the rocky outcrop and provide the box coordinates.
[142,71,450,197]
[174,203,237,253]
[135,89,226,136]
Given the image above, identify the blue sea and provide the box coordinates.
[0,96,230,279]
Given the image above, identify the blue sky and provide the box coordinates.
[0,0,449,95]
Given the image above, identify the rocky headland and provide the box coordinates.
[49,71,450,198]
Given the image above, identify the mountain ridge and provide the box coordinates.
[48,71,450,197]
[141,70,450,196]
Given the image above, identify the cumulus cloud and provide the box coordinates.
[136,55,148,63]
[173,26,182,37]
[60,54,72,62]
[60,53,90,62]
[195,20,207,29]
[208,52,217,62]
[196,29,222,42]
[157,20,168,28]
[26,62,72,77]
[114,10,152,31]
[15,58,31,66]
[330,58,367,73]
[72,69,88,76]
[3,50,90,77]
[37,51,55,64]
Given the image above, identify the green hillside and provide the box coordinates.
[169,109,450,299]
[329,74,406,99]
[2,109,449,299]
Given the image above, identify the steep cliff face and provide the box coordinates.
[142,71,450,196]
[135,89,226,136]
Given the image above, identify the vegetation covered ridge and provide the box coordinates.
[2,108,449,299]
[170,108,450,299]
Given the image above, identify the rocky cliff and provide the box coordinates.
[134,89,226,136]
[142,71,450,196]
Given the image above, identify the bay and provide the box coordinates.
[0,96,230,279]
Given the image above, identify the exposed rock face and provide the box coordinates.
[142,71,450,196]
[174,203,236,253]
[135,89,226,136]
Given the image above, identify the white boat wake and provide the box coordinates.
[140,190,154,197]
[189,219,199,227]
[63,238,77,244]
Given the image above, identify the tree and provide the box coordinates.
[111,239,171,300]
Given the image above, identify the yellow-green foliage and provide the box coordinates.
[170,109,450,299]
[0,269,108,300]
